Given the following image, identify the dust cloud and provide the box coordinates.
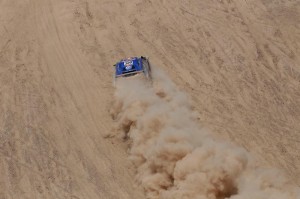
[111,68,300,199]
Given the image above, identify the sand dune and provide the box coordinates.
[0,0,299,198]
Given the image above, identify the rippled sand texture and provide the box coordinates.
[0,0,299,198]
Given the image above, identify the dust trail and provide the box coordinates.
[111,68,300,199]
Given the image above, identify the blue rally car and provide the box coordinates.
[113,56,151,83]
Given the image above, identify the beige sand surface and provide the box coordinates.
[0,0,299,198]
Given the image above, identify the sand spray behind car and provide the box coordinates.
[110,66,299,199]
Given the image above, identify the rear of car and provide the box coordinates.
[113,56,151,85]
[115,57,143,77]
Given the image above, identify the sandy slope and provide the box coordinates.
[0,0,299,198]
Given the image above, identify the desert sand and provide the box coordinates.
[0,0,299,198]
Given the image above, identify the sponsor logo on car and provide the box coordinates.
[124,60,133,70]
